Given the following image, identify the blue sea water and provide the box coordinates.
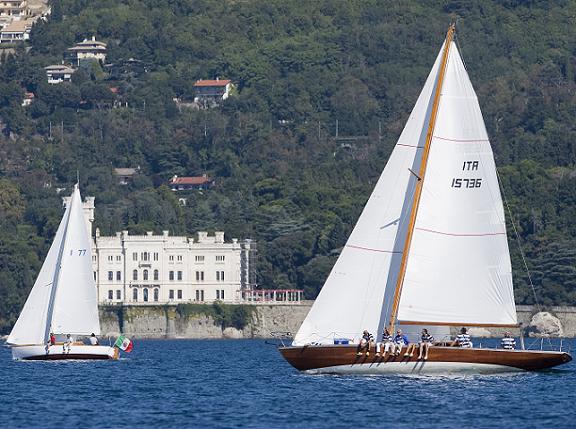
[0,338,575,429]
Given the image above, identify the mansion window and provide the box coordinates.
[143,288,149,302]
[195,255,204,262]
[141,252,149,261]
[116,271,121,281]
[108,271,113,281]
[177,289,182,299]
[116,290,121,300]
[143,270,149,281]
[216,290,225,300]
[133,288,138,301]
[154,288,159,302]
[216,255,225,262]
[195,271,204,281]
[169,271,174,281]
[108,255,113,262]
[133,270,138,281]
[169,289,174,300]
[133,252,138,261]
[153,252,159,261]
[177,271,182,281]
[108,290,113,300]
[216,271,225,282]
[169,255,174,262]
[195,290,204,301]
[116,255,121,261]
[154,269,159,281]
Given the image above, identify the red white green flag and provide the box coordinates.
[114,335,133,353]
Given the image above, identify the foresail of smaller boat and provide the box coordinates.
[50,186,101,336]
[292,46,447,346]
[397,42,517,327]
[6,198,72,345]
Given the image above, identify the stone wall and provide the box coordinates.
[99,301,314,339]
[99,303,576,339]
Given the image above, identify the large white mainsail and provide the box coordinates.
[50,186,101,336]
[6,194,72,345]
[397,42,517,326]
[7,186,100,345]
[293,46,447,346]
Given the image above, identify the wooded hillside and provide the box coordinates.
[1,0,576,332]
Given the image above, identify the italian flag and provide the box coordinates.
[114,335,133,353]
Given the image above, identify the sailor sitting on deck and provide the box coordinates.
[376,328,394,358]
[356,330,374,357]
[418,329,434,360]
[501,332,516,350]
[393,329,410,356]
[452,327,473,348]
[63,334,73,354]
[89,333,99,346]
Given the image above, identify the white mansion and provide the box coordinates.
[66,196,257,305]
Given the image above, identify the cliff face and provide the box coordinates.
[99,304,576,339]
[99,303,313,339]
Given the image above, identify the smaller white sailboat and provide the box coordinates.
[7,185,118,360]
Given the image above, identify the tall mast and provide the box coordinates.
[388,24,456,332]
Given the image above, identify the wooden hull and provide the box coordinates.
[11,344,119,361]
[279,345,572,374]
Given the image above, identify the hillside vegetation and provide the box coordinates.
[1,0,576,332]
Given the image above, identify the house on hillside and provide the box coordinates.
[169,175,215,191]
[0,18,31,43]
[193,78,233,107]
[113,167,139,185]
[67,36,107,66]
[21,91,34,106]
[45,64,76,84]
[0,0,28,28]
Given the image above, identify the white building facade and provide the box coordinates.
[65,196,256,306]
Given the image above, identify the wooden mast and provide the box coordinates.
[387,24,456,333]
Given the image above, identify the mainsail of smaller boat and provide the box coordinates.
[7,185,118,360]
[279,25,571,374]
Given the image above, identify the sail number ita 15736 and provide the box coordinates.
[451,160,482,189]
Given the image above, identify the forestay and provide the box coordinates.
[293,46,446,346]
[397,42,517,326]
[50,186,101,336]
[6,196,72,345]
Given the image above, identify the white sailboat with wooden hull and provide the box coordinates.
[280,25,572,374]
[7,185,117,361]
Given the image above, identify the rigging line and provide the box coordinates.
[453,21,468,72]
[495,167,542,313]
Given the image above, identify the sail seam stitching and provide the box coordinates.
[433,135,489,143]
[415,227,506,237]
[346,245,402,254]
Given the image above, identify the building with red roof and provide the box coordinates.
[169,174,215,191]
[193,78,233,106]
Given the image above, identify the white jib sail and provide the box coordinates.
[397,42,517,326]
[293,46,447,346]
[50,186,101,336]
[7,195,72,345]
